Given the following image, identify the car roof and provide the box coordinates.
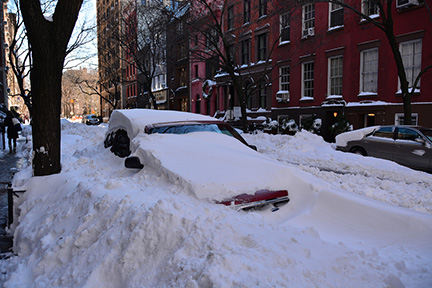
[108,109,221,139]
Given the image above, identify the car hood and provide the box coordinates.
[130,131,310,202]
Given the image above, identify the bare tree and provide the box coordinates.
[186,0,304,132]
[7,0,95,117]
[20,0,84,176]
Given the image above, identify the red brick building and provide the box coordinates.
[217,0,432,141]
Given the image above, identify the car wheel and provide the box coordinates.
[351,147,367,156]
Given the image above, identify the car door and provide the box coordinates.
[393,127,432,171]
[363,126,395,160]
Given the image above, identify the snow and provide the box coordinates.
[335,126,379,147]
[1,120,432,287]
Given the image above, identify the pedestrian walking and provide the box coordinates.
[4,111,20,154]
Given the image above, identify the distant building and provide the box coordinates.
[166,3,190,111]
[96,0,127,119]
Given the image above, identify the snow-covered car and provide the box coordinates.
[104,109,290,211]
[82,114,100,125]
[336,125,432,172]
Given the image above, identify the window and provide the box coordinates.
[279,66,290,91]
[400,39,422,89]
[227,6,234,30]
[395,113,418,125]
[241,39,250,65]
[280,13,290,43]
[259,0,267,17]
[328,56,343,96]
[360,48,378,94]
[244,82,252,109]
[397,128,421,141]
[195,65,198,79]
[257,34,267,61]
[362,0,379,17]
[373,126,394,138]
[228,44,235,63]
[244,0,250,24]
[302,4,315,38]
[259,82,266,108]
[205,29,217,50]
[302,61,314,99]
[329,2,344,28]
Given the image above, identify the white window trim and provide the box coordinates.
[394,113,418,125]
[302,4,315,38]
[359,47,379,96]
[280,12,290,45]
[301,61,314,100]
[279,66,290,91]
[327,55,343,97]
[328,2,344,30]
[398,39,422,90]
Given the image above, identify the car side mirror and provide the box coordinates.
[125,156,144,169]
[415,138,425,145]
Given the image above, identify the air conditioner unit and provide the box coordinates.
[303,27,315,38]
[396,0,419,9]
[277,92,290,102]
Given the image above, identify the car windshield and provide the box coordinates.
[150,123,236,137]
[420,128,432,142]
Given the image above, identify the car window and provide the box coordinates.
[373,127,394,138]
[397,128,421,141]
[150,124,235,137]
[419,128,432,142]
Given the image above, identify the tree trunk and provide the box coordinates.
[31,50,64,175]
[20,0,83,176]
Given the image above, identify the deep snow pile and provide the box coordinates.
[0,121,431,287]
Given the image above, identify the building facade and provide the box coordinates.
[217,0,431,141]
[268,0,432,141]
[96,0,127,119]
[167,4,190,112]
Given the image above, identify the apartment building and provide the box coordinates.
[215,0,431,140]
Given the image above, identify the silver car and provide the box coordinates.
[336,125,432,172]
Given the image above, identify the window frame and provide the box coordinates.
[227,5,234,30]
[329,2,344,29]
[280,12,290,43]
[399,39,422,90]
[359,47,379,95]
[302,3,315,38]
[244,0,251,24]
[279,66,290,92]
[362,0,379,17]
[256,33,267,62]
[241,39,251,65]
[259,0,267,17]
[302,61,314,99]
[395,113,418,125]
[259,82,267,108]
[328,55,343,97]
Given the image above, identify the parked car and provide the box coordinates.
[104,109,290,211]
[336,125,432,172]
[82,114,100,125]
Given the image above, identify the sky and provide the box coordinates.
[0,115,431,287]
